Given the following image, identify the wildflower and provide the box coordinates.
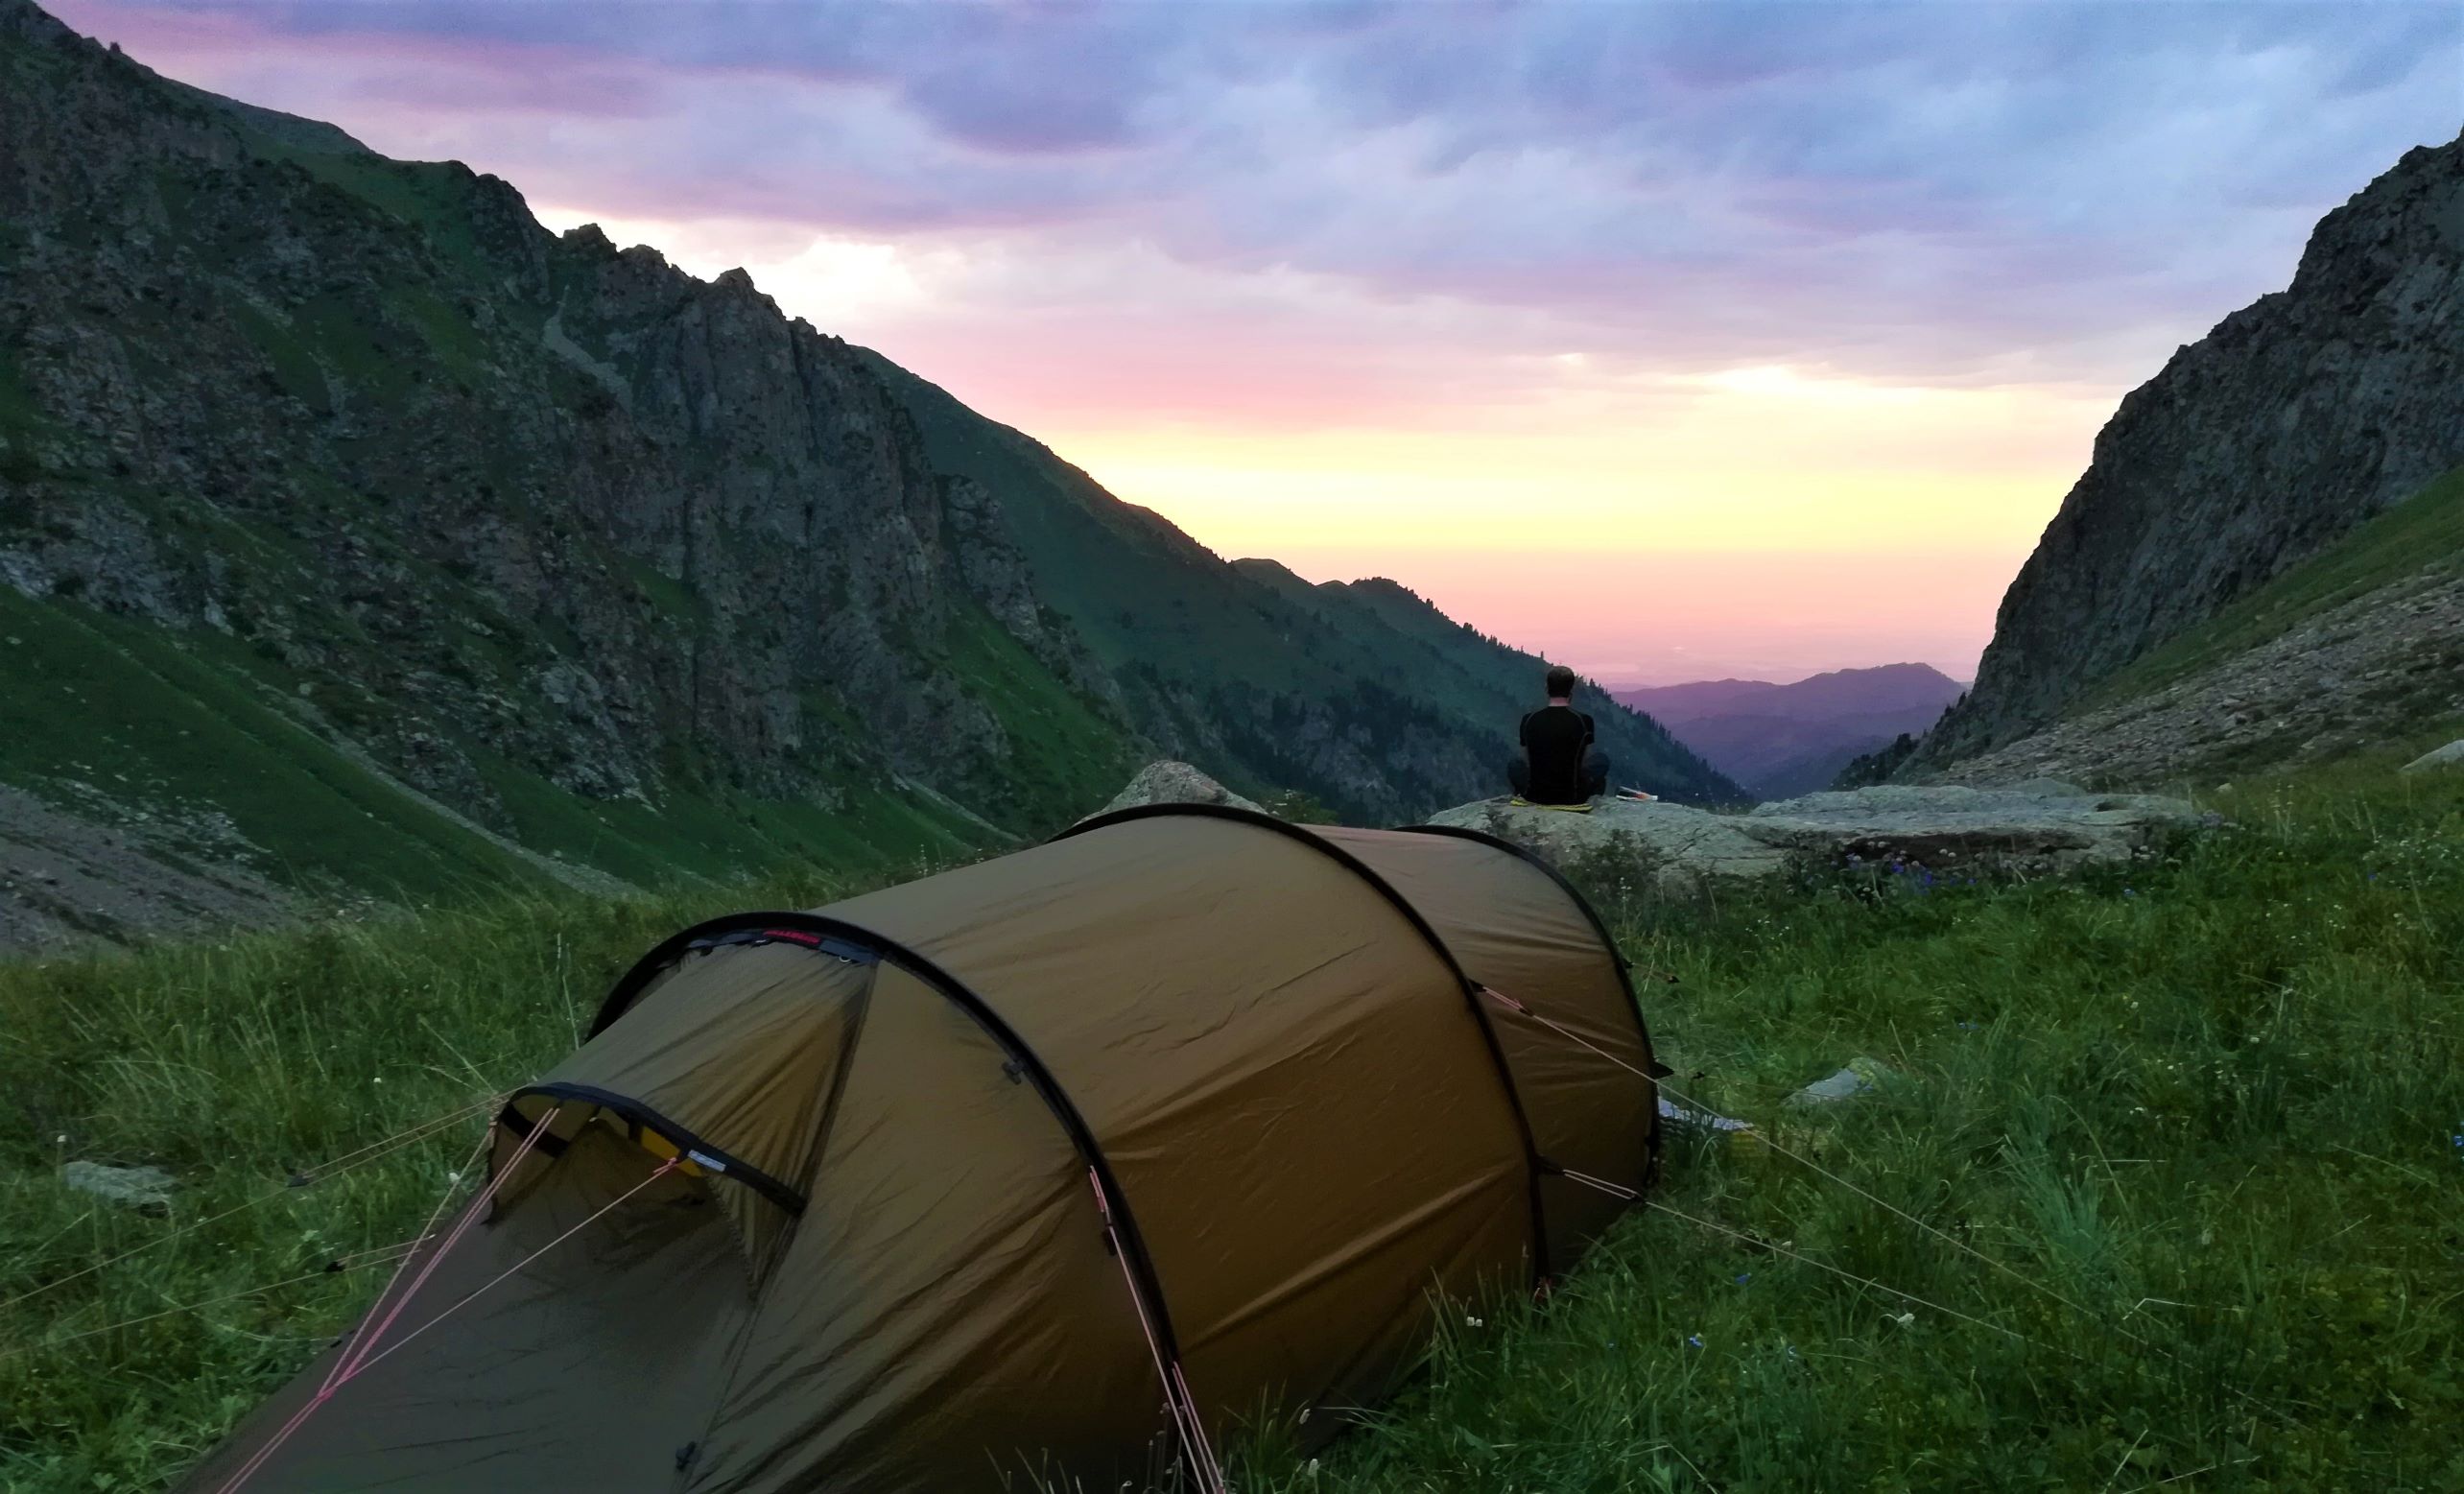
[2123,889,2136,898]
[1465,1316,1483,1328]
[1733,1272,1752,1285]
[1888,1311,1915,1328]
[1686,1333,1704,1349]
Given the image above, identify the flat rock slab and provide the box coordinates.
[1425,798,1789,892]
[61,1160,176,1212]
[1427,783,2204,888]
[1742,785,2205,869]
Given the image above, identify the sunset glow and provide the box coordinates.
[52,0,2462,681]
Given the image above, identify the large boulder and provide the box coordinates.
[2401,739,2464,773]
[1424,798,1790,891]
[1095,761,1265,818]
[1426,783,2204,889]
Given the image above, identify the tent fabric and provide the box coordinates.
[178,806,1657,1494]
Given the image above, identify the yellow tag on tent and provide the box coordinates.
[609,1113,711,1177]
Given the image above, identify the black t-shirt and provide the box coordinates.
[1519,705,1596,804]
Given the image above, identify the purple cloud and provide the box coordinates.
[48,0,2464,390]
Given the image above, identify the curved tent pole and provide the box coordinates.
[1054,802,1558,1284]
[586,909,1217,1480]
[1389,821,1664,1181]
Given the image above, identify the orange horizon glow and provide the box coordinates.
[536,203,2101,681]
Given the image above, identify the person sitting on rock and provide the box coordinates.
[1509,664,1609,804]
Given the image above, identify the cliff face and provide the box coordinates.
[1907,133,2464,772]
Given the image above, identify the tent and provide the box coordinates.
[182,806,1659,1494]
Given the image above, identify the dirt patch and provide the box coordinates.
[0,782,294,954]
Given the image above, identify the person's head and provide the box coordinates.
[1544,664,1576,702]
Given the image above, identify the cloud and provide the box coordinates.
[60,2,2456,387]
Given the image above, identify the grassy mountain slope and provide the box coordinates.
[1844,463,2464,789]
[865,356,1742,814]
[0,585,985,907]
[6,734,2456,1491]
[2084,462,2464,710]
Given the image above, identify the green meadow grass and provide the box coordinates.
[1235,730,2464,1494]
[4,738,2461,1491]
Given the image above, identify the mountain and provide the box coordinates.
[0,2,1737,941]
[1612,663,1966,798]
[1889,131,2464,779]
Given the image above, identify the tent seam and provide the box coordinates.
[1054,803,1559,1286]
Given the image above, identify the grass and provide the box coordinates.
[4,741,2461,1491]
[1232,727,2464,1493]
[2090,463,2464,709]
[0,869,885,1490]
[0,585,544,902]
[0,584,991,906]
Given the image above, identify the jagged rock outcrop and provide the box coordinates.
[1905,133,2464,773]
[1093,761,1265,817]
[1429,784,2205,891]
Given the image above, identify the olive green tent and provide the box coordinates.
[180,807,1658,1493]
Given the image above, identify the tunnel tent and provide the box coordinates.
[179,806,1659,1494]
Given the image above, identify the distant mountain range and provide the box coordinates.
[0,1,1735,945]
[1614,663,1966,799]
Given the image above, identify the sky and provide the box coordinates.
[51,0,2464,684]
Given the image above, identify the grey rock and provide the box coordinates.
[1427,782,2201,888]
[1098,761,1265,817]
[1426,797,1789,893]
[1786,1058,1891,1108]
[2402,739,2464,773]
[61,1160,176,1212]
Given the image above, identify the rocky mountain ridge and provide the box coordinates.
[1899,131,2464,775]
